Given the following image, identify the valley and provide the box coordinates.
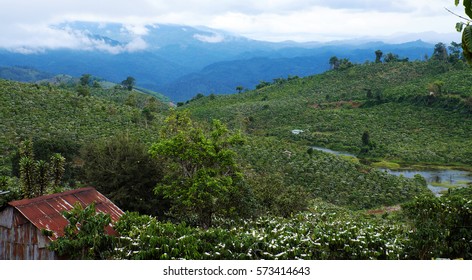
[1,36,471,260]
[311,146,472,196]
[0,22,437,101]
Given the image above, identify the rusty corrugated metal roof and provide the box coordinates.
[8,187,124,240]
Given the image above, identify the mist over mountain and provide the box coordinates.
[0,21,441,101]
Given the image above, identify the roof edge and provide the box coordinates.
[8,187,96,207]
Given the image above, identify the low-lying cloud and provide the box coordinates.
[0,0,464,52]
[193,33,226,43]
[0,23,148,54]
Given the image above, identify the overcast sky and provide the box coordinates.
[0,0,466,53]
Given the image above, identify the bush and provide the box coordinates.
[80,134,167,217]
[48,203,116,260]
[403,195,472,259]
[113,202,409,260]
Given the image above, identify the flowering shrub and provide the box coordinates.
[114,201,409,260]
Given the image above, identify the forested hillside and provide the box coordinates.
[0,80,166,176]
[1,53,471,260]
[0,66,54,82]
[185,59,472,166]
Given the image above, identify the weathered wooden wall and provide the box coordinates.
[0,207,56,260]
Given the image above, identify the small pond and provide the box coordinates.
[311,146,356,157]
[311,146,472,196]
[378,168,472,196]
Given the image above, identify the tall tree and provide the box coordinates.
[19,157,36,199]
[121,76,136,91]
[375,50,383,63]
[329,56,340,69]
[49,153,65,190]
[80,134,164,216]
[362,131,371,147]
[35,160,49,197]
[383,53,399,63]
[79,74,92,86]
[18,140,65,198]
[359,131,373,155]
[149,110,249,228]
[19,140,36,198]
[448,41,464,62]
[432,42,449,61]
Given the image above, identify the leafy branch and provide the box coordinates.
[453,1,472,63]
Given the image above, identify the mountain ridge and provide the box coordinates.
[0,22,441,101]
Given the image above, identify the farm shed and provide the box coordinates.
[0,187,124,260]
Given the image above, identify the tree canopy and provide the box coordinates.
[149,110,250,228]
[121,76,136,91]
[80,134,165,216]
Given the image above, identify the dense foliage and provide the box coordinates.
[0,79,166,176]
[47,202,116,260]
[2,53,472,260]
[0,66,53,82]
[0,176,20,208]
[80,134,166,216]
[403,192,472,259]
[238,137,430,212]
[0,79,168,212]
[185,60,472,166]
[17,139,65,199]
[113,200,409,260]
[47,193,472,260]
[149,110,253,227]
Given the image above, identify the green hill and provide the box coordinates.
[171,59,472,213]
[184,60,472,167]
[0,66,54,82]
[2,58,472,260]
[0,73,434,213]
[0,79,167,175]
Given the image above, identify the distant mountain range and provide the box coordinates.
[0,22,445,101]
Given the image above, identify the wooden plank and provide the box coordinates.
[0,207,13,228]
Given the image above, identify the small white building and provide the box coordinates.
[291,129,304,135]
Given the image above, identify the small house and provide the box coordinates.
[0,187,124,260]
[291,129,304,135]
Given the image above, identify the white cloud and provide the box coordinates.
[1,24,77,53]
[0,0,466,51]
[193,33,226,43]
[124,37,149,52]
[209,3,464,42]
[0,22,148,54]
[122,23,150,36]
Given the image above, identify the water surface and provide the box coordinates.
[311,146,472,196]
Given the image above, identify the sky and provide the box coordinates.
[0,0,467,53]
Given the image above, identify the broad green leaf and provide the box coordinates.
[456,22,465,32]
[462,25,472,51]
[462,25,472,63]
[455,0,460,6]
[464,0,472,19]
